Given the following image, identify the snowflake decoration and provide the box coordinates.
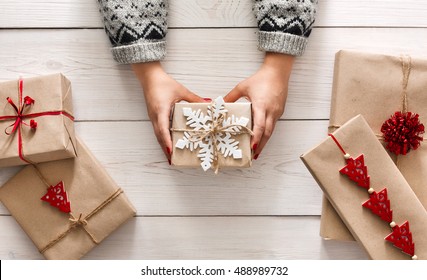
[175,96,250,171]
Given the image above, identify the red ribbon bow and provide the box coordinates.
[0,78,75,163]
[4,93,37,135]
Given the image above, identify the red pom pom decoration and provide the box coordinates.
[30,119,37,129]
[381,111,425,155]
[23,96,35,105]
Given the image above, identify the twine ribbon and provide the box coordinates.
[31,165,124,254]
[400,55,411,114]
[329,55,423,138]
[0,78,75,164]
[328,55,424,165]
[171,102,253,173]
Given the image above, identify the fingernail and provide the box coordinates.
[203,98,212,102]
[254,154,260,160]
[252,144,258,151]
[166,147,171,155]
[168,159,171,165]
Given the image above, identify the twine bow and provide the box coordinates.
[69,213,88,227]
[183,112,253,143]
[39,188,124,254]
[31,165,124,255]
[172,97,253,173]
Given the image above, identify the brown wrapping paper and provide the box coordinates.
[0,137,136,260]
[0,73,76,167]
[322,51,427,241]
[301,115,427,259]
[171,101,252,170]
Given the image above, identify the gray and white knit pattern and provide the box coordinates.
[98,0,317,64]
[98,0,168,64]
[254,0,317,56]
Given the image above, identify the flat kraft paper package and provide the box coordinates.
[0,137,136,259]
[323,50,427,240]
[171,97,252,172]
[0,73,77,167]
[301,115,427,259]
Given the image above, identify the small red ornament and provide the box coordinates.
[385,221,415,256]
[381,111,425,155]
[41,181,71,213]
[30,119,37,129]
[23,96,35,106]
[362,188,393,223]
[340,154,370,189]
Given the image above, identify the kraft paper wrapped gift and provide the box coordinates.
[322,50,427,241]
[301,115,427,259]
[171,96,252,172]
[0,74,77,167]
[0,137,136,260]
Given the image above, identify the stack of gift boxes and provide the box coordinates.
[0,75,253,259]
[4,52,425,260]
[0,74,136,259]
[302,51,427,259]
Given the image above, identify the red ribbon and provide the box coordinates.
[0,78,75,163]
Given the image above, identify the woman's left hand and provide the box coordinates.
[224,52,295,159]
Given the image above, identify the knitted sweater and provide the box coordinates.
[98,0,317,64]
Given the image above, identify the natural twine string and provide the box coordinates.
[39,188,123,254]
[329,55,413,133]
[171,107,253,174]
[400,55,411,114]
[328,55,423,168]
[32,164,51,188]
[30,165,124,254]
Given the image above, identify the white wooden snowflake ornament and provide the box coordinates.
[175,96,250,171]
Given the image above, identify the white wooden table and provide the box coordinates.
[0,0,426,260]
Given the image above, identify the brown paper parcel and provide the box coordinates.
[171,101,252,170]
[0,73,77,167]
[0,137,136,260]
[301,115,427,259]
[322,50,427,241]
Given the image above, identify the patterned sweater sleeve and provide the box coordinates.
[97,0,168,64]
[254,0,317,56]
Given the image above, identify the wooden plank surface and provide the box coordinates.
[0,120,326,216]
[1,28,427,121]
[1,0,423,261]
[1,1,426,28]
[0,216,368,260]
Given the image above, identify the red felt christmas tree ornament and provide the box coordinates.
[385,221,415,257]
[362,188,393,223]
[41,181,71,213]
[328,133,417,260]
[340,154,370,189]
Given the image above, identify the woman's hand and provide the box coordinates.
[132,62,207,163]
[224,52,295,159]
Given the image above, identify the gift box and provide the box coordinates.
[301,115,427,259]
[171,96,252,173]
[322,51,427,240]
[0,74,77,167]
[0,137,136,260]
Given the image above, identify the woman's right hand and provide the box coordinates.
[132,62,207,164]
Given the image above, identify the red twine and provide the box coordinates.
[328,133,347,155]
[380,111,425,155]
[0,78,75,163]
